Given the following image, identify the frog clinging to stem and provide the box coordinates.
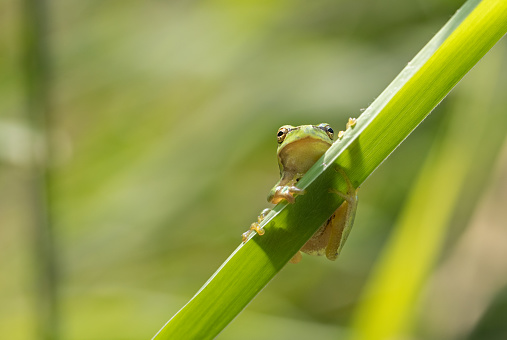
[242,119,359,264]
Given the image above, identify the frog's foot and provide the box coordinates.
[241,223,264,243]
[338,117,357,139]
[330,166,358,206]
[271,185,305,204]
[242,208,270,243]
[241,230,251,243]
[346,117,357,130]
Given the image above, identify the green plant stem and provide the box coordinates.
[21,0,59,339]
[154,0,507,338]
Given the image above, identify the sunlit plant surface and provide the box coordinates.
[154,1,507,339]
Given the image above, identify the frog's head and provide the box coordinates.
[276,123,334,175]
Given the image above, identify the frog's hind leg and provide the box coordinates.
[326,167,359,261]
[289,251,302,264]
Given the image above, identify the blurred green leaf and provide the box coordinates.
[153,0,507,339]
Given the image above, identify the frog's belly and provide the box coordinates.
[300,219,332,256]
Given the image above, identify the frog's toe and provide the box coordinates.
[281,192,296,204]
[282,186,305,203]
[330,188,357,205]
[271,186,305,204]
[241,223,264,243]
[332,166,359,202]
[346,117,357,129]
[241,231,250,243]
[251,222,265,236]
[258,208,271,220]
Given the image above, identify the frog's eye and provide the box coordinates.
[318,124,334,140]
[277,126,290,144]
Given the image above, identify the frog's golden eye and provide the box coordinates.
[318,123,334,140]
[277,126,290,144]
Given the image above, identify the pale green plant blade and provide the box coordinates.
[350,33,507,340]
[153,0,507,339]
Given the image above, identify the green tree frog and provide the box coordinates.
[242,120,359,263]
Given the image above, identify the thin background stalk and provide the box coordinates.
[21,0,58,339]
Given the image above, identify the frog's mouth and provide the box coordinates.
[278,137,332,174]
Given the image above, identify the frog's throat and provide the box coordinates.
[278,137,332,175]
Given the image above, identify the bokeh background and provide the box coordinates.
[1,0,507,339]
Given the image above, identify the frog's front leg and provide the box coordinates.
[325,167,359,261]
[269,185,305,204]
[242,184,305,243]
[242,208,271,243]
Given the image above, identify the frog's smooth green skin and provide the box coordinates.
[268,124,334,204]
[243,123,358,263]
[297,166,358,262]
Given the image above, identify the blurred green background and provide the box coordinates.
[1,0,507,339]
